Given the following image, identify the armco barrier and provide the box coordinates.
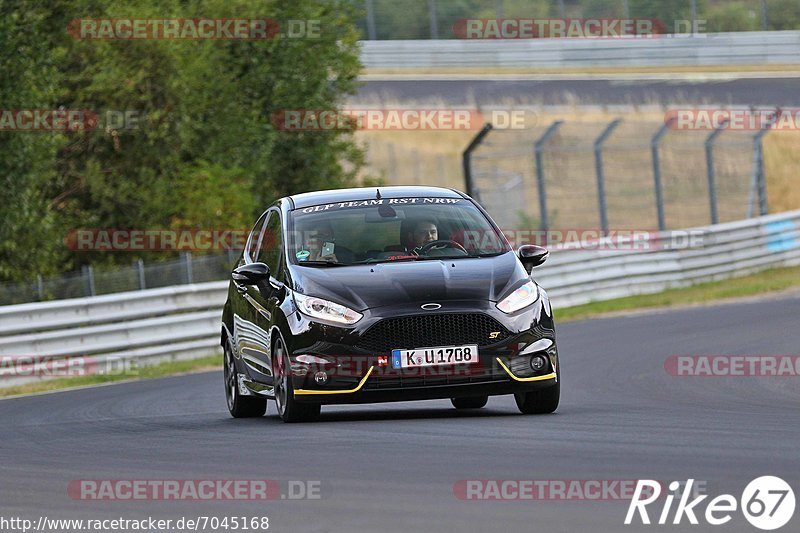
[360,31,800,69]
[0,282,228,387]
[537,210,800,307]
[0,210,798,388]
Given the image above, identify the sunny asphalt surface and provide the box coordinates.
[1,294,799,533]
[355,77,800,106]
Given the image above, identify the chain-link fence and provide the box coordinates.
[360,114,771,233]
[465,118,765,232]
[0,252,236,306]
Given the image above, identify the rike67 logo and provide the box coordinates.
[626,477,795,530]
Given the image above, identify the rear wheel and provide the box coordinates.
[273,337,320,423]
[451,396,488,409]
[514,383,559,414]
[224,341,267,418]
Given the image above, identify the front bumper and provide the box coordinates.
[284,295,559,404]
[293,356,557,404]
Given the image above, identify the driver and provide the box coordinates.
[406,219,438,254]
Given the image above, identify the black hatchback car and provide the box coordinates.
[221,186,560,422]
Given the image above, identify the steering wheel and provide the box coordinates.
[418,239,468,255]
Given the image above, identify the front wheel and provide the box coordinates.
[273,337,320,423]
[451,396,488,409]
[514,383,559,414]
[224,341,267,418]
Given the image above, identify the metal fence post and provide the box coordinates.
[750,110,776,217]
[462,123,493,201]
[651,119,673,231]
[534,120,563,232]
[365,0,377,40]
[36,274,44,301]
[704,121,727,225]
[82,265,96,296]
[761,0,769,31]
[136,258,146,290]
[181,252,194,284]
[427,0,438,39]
[594,119,622,235]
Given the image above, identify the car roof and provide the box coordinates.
[288,186,465,209]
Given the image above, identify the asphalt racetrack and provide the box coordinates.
[356,76,800,106]
[2,294,798,532]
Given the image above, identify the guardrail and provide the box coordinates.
[1,209,798,388]
[537,210,800,307]
[0,282,228,387]
[360,31,800,68]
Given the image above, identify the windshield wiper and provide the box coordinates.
[298,260,348,267]
[359,257,419,264]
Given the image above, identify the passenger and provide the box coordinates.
[299,221,354,263]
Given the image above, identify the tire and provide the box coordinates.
[451,396,488,409]
[224,341,267,418]
[273,337,321,423]
[514,382,560,414]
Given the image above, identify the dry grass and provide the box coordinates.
[763,131,800,213]
[558,265,800,322]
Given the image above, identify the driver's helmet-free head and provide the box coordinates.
[405,218,439,250]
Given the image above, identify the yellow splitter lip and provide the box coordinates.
[495,358,557,382]
[293,357,556,396]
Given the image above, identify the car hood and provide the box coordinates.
[288,252,528,311]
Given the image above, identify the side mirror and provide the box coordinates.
[517,245,549,273]
[232,262,271,285]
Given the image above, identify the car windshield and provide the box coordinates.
[287,197,511,266]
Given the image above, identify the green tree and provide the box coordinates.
[0,0,366,280]
[0,1,68,280]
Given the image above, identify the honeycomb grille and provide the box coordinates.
[357,313,512,353]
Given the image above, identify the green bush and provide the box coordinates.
[0,0,365,281]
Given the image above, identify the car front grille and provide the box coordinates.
[357,313,513,353]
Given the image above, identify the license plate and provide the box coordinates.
[391,345,479,369]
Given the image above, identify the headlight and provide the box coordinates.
[293,292,362,325]
[496,281,540,314]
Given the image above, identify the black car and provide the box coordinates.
[221,186,560,422]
